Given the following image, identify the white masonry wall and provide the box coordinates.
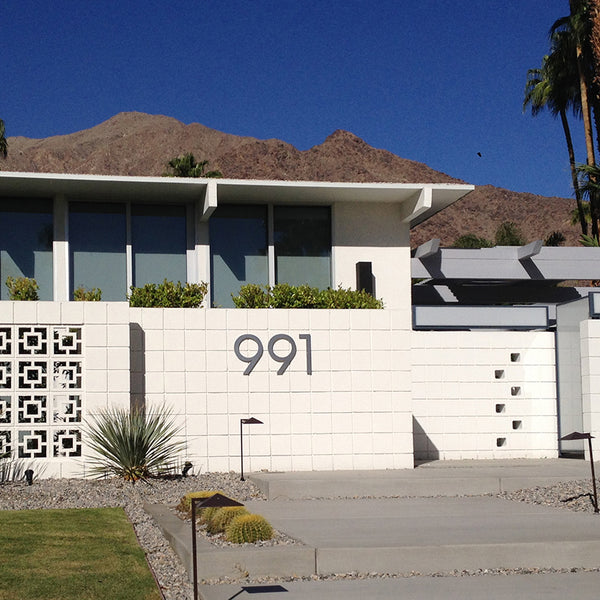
[580,319,600,457]
[411,330,558,460]
[129,307,413,474]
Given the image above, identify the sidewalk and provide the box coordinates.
[144,459,600,598]
[249,458,592,499]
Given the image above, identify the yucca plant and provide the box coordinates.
[85,405,186,482]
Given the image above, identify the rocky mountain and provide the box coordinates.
[2,111,581,246]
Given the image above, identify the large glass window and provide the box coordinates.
[274,206,331,288]
[131,204,187,287]
[209,205,268,307]
[69,203,127,301]
[209,204,332,306]
[0,199,53,300]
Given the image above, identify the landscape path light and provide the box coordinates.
[191,492,244,600]
[560,431,599,513]
[240,417,263,481]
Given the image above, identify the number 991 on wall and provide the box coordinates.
[234,333,312,376]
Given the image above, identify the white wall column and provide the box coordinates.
[53,194,69,301]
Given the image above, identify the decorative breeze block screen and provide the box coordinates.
[0,326,83,460]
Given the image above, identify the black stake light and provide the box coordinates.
[240,417,263,481]
[560,431,599,513]
[24,469,34,486]
[191,493,243,600]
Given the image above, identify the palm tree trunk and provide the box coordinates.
[571,0,599,238]
[561,109,589,235]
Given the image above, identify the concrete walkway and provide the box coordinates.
[249,458,592,499]
[199,571,600,600]
[144,459,600,599]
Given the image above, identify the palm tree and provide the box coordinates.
[552,2,596,167]
[551,2,600,238]
[524,56,588,234]
[0,119,7,159]
[164,153,222,178]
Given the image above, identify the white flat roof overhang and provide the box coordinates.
[0,172,473,225]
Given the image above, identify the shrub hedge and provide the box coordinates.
[232,283,383,309]
[128,280,208,308]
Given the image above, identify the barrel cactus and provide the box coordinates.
[206,506,249,535]
[176,490,224,519]
[225,513,274,543]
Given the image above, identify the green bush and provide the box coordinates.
[74,286,102,301]
[128,279,208,308]
[225,513,274,543]
[232,284,383,309]
[232,283,269,308]
[5,276,39,300]
[85,405,186,482]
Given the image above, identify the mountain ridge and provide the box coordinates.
[1,111,580,246]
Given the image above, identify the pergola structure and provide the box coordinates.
[412,239,600,329]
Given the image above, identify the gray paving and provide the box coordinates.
[249,458,592,499]
[198,571,600,600]
[144,459,600,594]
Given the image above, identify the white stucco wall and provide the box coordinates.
[333,202,411,310]
[412,330,558,460]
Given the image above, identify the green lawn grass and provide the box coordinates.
[0,507,162,600]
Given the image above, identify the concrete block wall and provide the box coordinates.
[580,319,600,456]
[411,331,558,460]
[0,301,130,478]
[129,307,413,473]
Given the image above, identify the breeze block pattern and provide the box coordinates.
[0,301,130,478]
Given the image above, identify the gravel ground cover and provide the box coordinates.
[2,475,600,599]
[499,479,599,512]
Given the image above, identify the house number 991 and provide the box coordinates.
[234,334,312,376]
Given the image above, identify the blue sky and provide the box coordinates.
[1,0,578,198]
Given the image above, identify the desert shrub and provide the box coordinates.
[85,405,186,482]
[452,233,493,248]
[544,231,566,246]
[74,286,102,301]
[206,506,249,534]
[128,279,208,308]
[5,276,39,301]
[0,452,33,483]
[232,284,383,309]
[225,513,273,543]
[495,221,526,246]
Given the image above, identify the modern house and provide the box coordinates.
[1,171,599,478]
